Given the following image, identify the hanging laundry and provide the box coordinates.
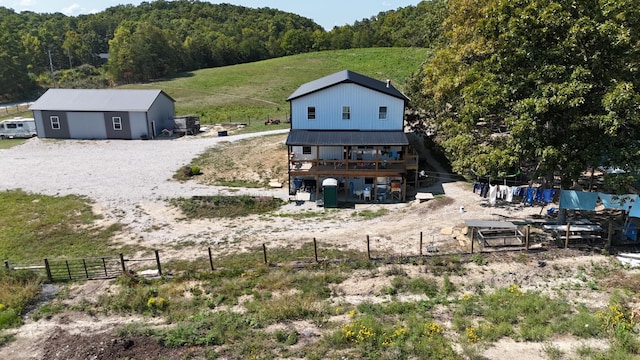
[498,185,508,200]
[518,187,527,198]
[559,190,598,210]
[506,186,514,202]
[542,189,555,204]
[489,185,498,205]
[525,188,536,206]
[481,183,489,198]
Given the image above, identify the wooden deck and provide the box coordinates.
[289,157,416,177]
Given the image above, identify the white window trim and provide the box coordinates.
[342,106,350,120]
[112,116,122,131]
[379,106,388,120]
[50,116,60,129]
[307,106,316,120]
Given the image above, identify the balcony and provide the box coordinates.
[289,158,409,176]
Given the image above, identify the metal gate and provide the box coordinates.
[45,256,122,282]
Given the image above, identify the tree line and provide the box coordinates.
[0,0,446,101]
[407,0,640,190]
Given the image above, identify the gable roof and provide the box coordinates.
[29,89,174,112]
[286,70,409,102]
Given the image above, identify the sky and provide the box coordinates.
[0,0,423,30]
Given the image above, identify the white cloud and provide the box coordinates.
[61,3,81,15]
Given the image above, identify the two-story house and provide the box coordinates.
[285,70,418,203]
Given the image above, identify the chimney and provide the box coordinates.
[386,79,390,88]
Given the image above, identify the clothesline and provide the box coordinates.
[472,184,640,216]
[472,183,556,206]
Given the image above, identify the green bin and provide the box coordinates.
[322,178,338,208]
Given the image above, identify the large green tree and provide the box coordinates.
[414,0,640,188]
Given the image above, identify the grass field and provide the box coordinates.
[124,48,431,127]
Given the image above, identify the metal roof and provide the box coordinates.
[29,89,174,112]
[285,130,409,146]
[286,70,409,102]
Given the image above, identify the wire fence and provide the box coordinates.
[3,225,618,283]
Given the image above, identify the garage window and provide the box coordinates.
[50,116,60,129]
[112,117,122,131]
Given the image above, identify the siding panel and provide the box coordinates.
[291,84,404,131]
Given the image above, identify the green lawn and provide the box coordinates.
[124,48,431,128]
[0,190,121,264]
[0,139,27,149]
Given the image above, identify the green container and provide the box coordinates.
[322,178,338,208]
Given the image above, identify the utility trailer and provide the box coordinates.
[173,115,200,136]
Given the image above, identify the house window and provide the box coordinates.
[342,106,350,120]
[112,117,122,130]
[50,116,60,129]
[303,146,312,155]
[307,106,316,120]
[379,106,387,120]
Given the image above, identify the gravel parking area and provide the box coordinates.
[0,129,290,207]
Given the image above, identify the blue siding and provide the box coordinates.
[291,84,404,131]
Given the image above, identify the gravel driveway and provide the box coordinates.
[0,129,290,209]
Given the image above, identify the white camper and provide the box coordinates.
[0,118,37,139]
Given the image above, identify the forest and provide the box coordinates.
[2,0,640,189]
[0,0,446,101]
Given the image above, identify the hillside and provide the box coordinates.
[124,47,432,125]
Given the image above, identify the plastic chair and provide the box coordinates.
[363,187,372,201]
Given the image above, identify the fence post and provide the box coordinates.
[565,223,571,249]
[83,259,89,279]
[102,257,108,277]
[119,253,126,273]
[419,232,423,256]
[155,250,162,276]
[313,238,318,263]
[263,244,268,264]
[208,247,215,271]
[44,259,52,282]
[65,260,72,280]
[367,235,371,260]
[525,225,530,250]
[471,228,475,254]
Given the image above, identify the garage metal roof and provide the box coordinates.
[286,130,409,146]
[29,89,174,112]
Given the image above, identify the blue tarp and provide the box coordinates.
[599,193,637,211]
[629,202,640,218]
[559,190,599,210]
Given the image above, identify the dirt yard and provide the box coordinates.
[0,131,631,359]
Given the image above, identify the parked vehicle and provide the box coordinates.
[0,118,37,139]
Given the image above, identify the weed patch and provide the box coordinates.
[169,195,284,218]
